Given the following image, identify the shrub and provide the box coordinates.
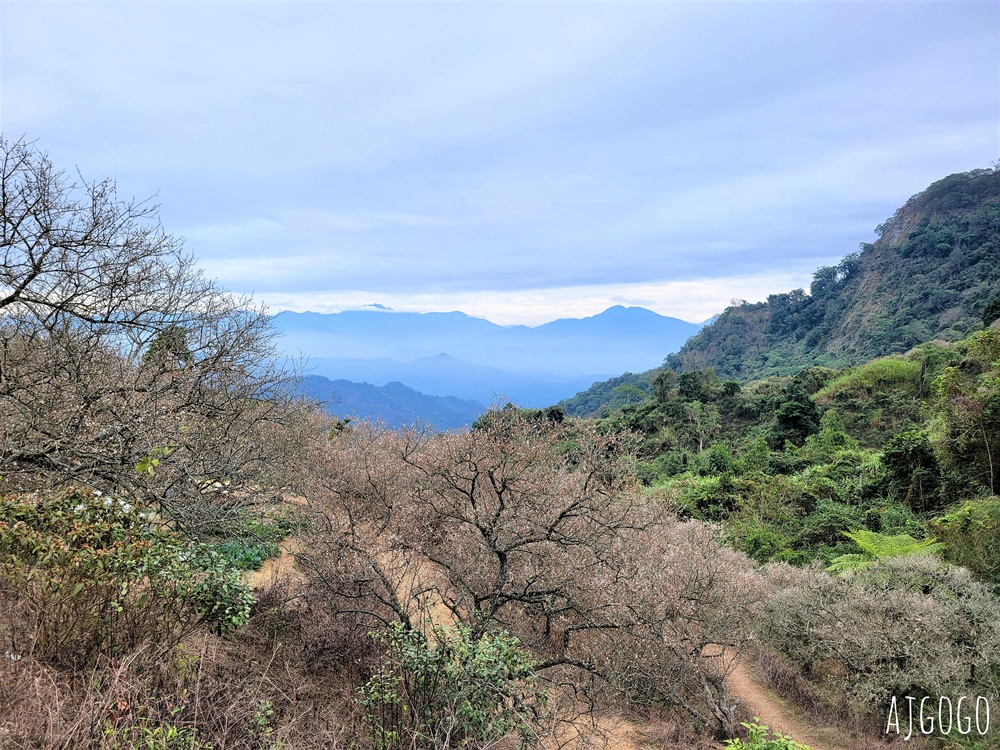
[723,718,811,749]
[815,356,922,402]
[931,497,1000,584]
[360,621,545,749]
[758,557,1000,715]
[0,488,255,669]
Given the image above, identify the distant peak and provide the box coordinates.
[597,305,655,317]
[363,303,393,311]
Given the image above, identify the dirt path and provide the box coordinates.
[725,660,862,750]
[244,537,864,750]
[244,538,305,590]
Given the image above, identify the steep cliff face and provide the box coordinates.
[666,168,1000,381]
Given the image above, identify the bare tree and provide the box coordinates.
[301,410,762,738]
[0,137,309,530]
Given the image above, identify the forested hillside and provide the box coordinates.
[576,324,1000,747]
[666,167,1000,381]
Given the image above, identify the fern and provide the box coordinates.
[827,529,944,573]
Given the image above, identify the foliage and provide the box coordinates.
[0,487,254,669]
[925,335,1000,498]
[826,529,944,573]
[814,356,922,402]
[360,621,544,749]
[722,718,811,749]
[983,296,1000,327]
[103,717,212,750]
[204,507,303,571]
[758,556,1000,713]
[559,371,651,417]
[931,497,1000,585]
[769,382,821,448]
[210,537,281,571]
[882,429,944,513]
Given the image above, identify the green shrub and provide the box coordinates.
[203,505,306,571]
[360,621,546,749]
[0,488,255,669]
[932,497,1000,585]
[103,717,212,750]
[210,537,281,571]
[723,718,811,749]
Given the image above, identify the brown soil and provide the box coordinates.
[725,659,866,750]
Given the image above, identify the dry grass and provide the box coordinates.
[0,575,365,750]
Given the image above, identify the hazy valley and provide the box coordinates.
[275,305,704,427]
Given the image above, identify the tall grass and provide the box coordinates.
[815,357,922,402]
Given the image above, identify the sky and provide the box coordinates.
[1,1,997,326]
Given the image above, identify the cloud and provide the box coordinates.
[254,269,827,327]
[2,1,997,322]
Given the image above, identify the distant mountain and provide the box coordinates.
[299,375,485,431]
[665,167,1000,381]
[273,306,704,415]
[300,353,610,407]
[274,306,702,377]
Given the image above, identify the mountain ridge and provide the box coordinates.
[663,167,1000,381]
[298,374,485,431]
[273,305,705,407]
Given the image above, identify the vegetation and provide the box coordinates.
[723,719,812,750]
[300,411,762,739]
[618,167,1000,383]
[0,488,254,670]
[577,318,1000,745]
[825,529,944,573]
[0,137,310,535]
[359,622,544,749]
[558,371,652,417]
[2,142,999,748]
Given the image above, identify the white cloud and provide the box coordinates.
[255,269,825,326]
[2,1,996,323]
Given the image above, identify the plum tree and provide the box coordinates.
[0,137,310,532]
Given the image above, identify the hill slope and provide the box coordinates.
[298,374,485,430]
[665,167,1000,381]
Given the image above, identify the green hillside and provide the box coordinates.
[666,167,1000,381]
[530,324,1000,744]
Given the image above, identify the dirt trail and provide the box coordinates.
[725,660,861,750]
[244,538,861,750]
[244,538,305,590]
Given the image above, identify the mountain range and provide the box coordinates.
[299,376,485,431]
[273,306,704,425]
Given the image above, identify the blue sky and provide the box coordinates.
[1,1,997,324]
